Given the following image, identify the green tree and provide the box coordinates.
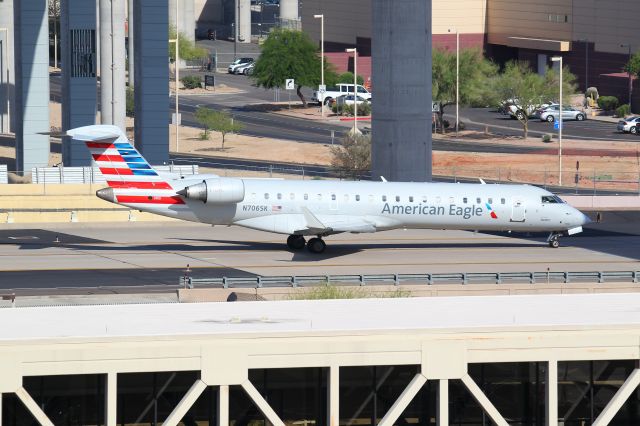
[330,133,371,180]
[626,51,640,78]
[250,28,337,106]
[169,26,208,62]
[492,61,577,139]
[338,72,364,85]
[432,48,498,133]
[194,107,243,149]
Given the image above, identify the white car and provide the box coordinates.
[507,101,553,120]
[312,84,372,105]
[227,57,254,74]
[335,94,369,106]
[539,105,586,122]
[617,116,640,134]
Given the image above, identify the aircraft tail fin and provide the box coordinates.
[68,125,172,190]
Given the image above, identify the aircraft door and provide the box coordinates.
[510,198,526,222]
[330,193,338,211]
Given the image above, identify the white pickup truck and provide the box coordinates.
[312,84,372,105]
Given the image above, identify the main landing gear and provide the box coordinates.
[547,232,562,248]
[286,235,326,254]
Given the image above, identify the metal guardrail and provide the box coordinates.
[0,164,7,184]
[181,271,640,289]
[27,165,199,184]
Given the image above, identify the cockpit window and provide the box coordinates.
[542,195,565,204]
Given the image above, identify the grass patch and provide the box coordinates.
[288,283,411,300]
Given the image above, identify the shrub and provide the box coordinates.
[597,95,619,111]
[332,102,371,117]
[615,104,631,118]
[181,75,202,89]
[542,133,553,143]
[125,87,134,117]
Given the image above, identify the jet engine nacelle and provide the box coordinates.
[178,178,245,204]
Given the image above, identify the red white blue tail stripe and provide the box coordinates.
[67,125,184,205]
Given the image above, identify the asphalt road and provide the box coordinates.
[0,213,638,293]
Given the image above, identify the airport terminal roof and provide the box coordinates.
[3,293,640,342]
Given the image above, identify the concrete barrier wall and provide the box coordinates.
[178,282,640,302]
[563,195,640,211]
[0,184,178,223]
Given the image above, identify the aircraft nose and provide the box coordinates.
[580,212,592,226]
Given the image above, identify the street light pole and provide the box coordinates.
[175,0,180,152]
[552,56,563,186]
[0,28,9,133]
[621,44,632,111]
[346,48,359,134]
[448,28,459,136]
[313,14,324,117]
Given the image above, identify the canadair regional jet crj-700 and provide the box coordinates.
[69,125,590,253]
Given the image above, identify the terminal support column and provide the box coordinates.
[105,372,117,426]
[13,0,50,173]
[218,385,229,426]
[437,379,448,426]
[371,0,432,182]
[133,0,169,164]
[61,0,98,166]
[328,365,339,426]
[546,359,558,426]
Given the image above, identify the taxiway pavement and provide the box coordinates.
[0,214,638,292]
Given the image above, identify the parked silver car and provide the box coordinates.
[617,116,640,134]
[539,105,586,122]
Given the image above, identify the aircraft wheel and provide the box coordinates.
[287,235,306,251]
[548,238,560,248]
[307,237,326,254]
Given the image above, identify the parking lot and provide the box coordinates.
[459,107,640,142]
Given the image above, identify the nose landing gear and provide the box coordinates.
[547,232,562,248]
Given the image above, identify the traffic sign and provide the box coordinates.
[318,84,326,93]
[554,121,562,130]
[285,79,295,90]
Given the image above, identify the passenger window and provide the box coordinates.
[331,194,336,201]
[356,195,360,201]
[304,193,309,200]
[463,197,468,204]
[422,196,427,203]
[409,196,414,202]
[277,193,282,200]
[290,193,295,200]
[382,195,387,202]
[476,197,481,204]
[264,193,269,200]
[501,198,506,205]
[317,194,323,201]
[488,198,493,204]
[395,196,400,202]
[344,194,349,202]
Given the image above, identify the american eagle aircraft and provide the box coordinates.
[69,125,590,253]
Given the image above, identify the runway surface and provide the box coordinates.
[0,213,639,293]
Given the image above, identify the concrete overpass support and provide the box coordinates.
[0,0,15,134]
[61,0,98,166]
[169,0,195,41]
[279,0,299,27]
[238,0,251,43]
[13,0,50,173]
[127,0,134,87]
[99,0,126,131]
[371,0,432,182]
[133,0,169,164]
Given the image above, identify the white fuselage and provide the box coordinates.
[116,178,589,236]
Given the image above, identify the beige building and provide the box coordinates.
[301,0,640,107]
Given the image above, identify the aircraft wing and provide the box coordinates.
[296,207,377,234]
